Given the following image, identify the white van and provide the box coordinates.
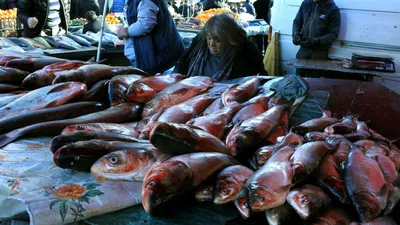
[270,0,400,93]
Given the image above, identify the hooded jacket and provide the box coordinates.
[292,0,340,50]
[18,0,71,38]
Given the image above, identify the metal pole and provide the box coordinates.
[96,0,110,62]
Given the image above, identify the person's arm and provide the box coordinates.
[292,1,304,35]
[317,8,341,46]
[92,0,101,15]
[127,0,159,37]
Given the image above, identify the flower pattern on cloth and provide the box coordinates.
[47,183,104,222]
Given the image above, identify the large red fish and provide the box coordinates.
[126,74,186,103]
[290,141,333,183]
[246,146,295,211]
[0,82,87,120]
[214,165,254,204]
[310,208,352,225]
[200,98,224,116]
[142,152,238,215]
[108,75,145,105]
[221,77,260,106]
[325,115,357,134]
[231,94,271,125]
[317,154,348,204]
[345,145,389,222]
[0,66,30,84]
[344,118,371,142]
[142,76,213,117]
[54,140,154,171]
[291,107,338,134]
[22,61,86,88]
[52,64,115,86]
[0,103,142,147]
[226,105,288,156]
[187,103,242,139]
[91,148,166,182]
[5,56,62,72]
[286,184,332,220]
[149,122,232,156]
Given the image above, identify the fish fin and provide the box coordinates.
[47,83,70,94]
[45,100,60,108]
[186,124,204,131]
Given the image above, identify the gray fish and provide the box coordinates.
[75,33,98,45]
[58,35,82,49]
[7,37,36,51]
[20,38,47,49]
[0,38,23,50]
[33,37,53,49]
[45,36,79,50]
[65,33,92,47]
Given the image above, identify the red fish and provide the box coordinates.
[195,182,215,202]
[266,203,300,225]
[0,82,87,120]
[325,115,357,134]
[246,147,295,211]
[345,145,389,222]
[310,208,352,225]
[142,152,238,215]
[5,56,62,72]
[292,107,338,134]
[226,105,288,156]
[200,98,224,116]
[111,66,149,76]
[286,184,332,220]
[149,122,232,156]
[214,165,254,204]
[234,195,251,219]
[304,132,329,142]
[0,66,30,84]
[142,76,213,117]
[187,103,242,139]
[231,94,271,125]
[126,74,185,103]
[108,75,144,105]
[252,145,274,169]
[344,118,371,142]
[221,77,260,106]
[53,64,115,86]
[317,154,348,204]
[22,61,86,88]
[290,141,333,183]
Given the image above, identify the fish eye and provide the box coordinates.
[221,189,228,195]
[109,156,118,164]
[146,181,155,188]
[257,195,264,201]
[230,138,236,142]
[146,103,153,108]
[76,125,84,129]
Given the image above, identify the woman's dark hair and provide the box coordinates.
[85,11,98,22]
[191,14,247,58]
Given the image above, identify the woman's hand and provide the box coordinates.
[27,17,38,28]
[116,27,129,40]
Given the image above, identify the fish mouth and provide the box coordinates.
[247,184,275,211]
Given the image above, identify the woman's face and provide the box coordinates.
[207,34,226,56]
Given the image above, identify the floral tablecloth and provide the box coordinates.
[0,137,142,225]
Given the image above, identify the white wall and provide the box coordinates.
[271,0,400,77]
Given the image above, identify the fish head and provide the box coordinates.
[127,82,156,103]
[214,175,242,204]
[247,182,276,212]
[142,95,167,118]
[90,149,152,182]
[61,124,96,134]
[142,161,193,215]
[254,146,274,167]
[227,127,261,156]
[353,190,382,222]
[235,196,250,219]
[195,184,214,202]
[287,190,317,219]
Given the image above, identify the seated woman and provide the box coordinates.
[173,14,266,81]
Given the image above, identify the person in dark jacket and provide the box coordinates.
[70,0,100,19]
[17,0,71,37]
[178,0,193,17]
[292,0,341,60]
[253,0,269,23]
[174,14,266,81]
[82,10,109,34]
[116,0,184,75]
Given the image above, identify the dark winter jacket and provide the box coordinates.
[71,0,100,19]
[292,0,340,50]
[173,35,266,81]
[18,0,71,38]
[242,2,255,16]
[126,0,185,75]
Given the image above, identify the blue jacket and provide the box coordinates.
[126,0,184,74]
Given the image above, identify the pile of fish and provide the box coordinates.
[0,55,399,224]
[0,31,121,52]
